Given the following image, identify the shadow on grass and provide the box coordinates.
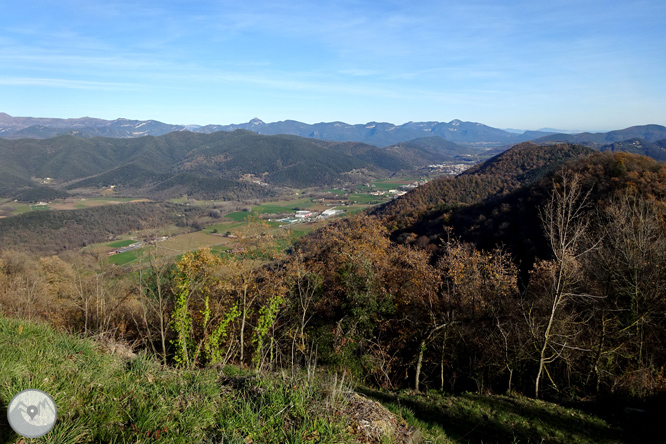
[358,387,630,444]
[0,393,18,444]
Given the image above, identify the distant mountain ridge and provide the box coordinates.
[3,112,665,154]
[0,130,463,200]
[532,124,666,146]
[0,113,553,147]
[597,138,666,162]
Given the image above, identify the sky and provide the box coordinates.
[1,0,665,131]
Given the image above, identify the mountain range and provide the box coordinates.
[0,113,552,147]
[2,112,666,204]
[3,112,666,151]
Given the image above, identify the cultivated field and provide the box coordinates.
[0,197,149,215]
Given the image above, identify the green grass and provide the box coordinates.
[369,181,410,191]
[0,315,361,443]
[288,225,318,235]
[225,202,313,221]
[202,221,245,234]
[107,239,136,248]
[348,193,385,204]
[359,388,628,444]
[225,211,255,222]
[108,250,138,265]
[257,204,304,213]
[30,205,50,211]
[11,205,31,214]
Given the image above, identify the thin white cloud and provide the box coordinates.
[0,77,139,90]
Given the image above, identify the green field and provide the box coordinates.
[225,205,311,221]
[107,239,137,248]
[1,197,149,216]
[108,250,139,265]
[368,180,417,190]
[348,193,386,204]
[257,203,306,213]
[225,199,315,219]
[12,205,31,213]
[203,221,245,234]
[288,225,318,235]
[225,211,254,221]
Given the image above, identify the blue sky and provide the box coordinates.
[1,0,665,131]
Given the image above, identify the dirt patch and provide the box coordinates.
[49,202,79,210]
[346,393,421,444]
[159,232,227,253]
[94,333,137,360]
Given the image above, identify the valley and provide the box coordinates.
[0,171,448,265]
[2,125,665,444]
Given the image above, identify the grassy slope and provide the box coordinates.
[107,239,137,248]
[0,315,639,444]
[0,316,360,443]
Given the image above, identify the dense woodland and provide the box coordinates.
[0,202,205,254]
[1,143,666,408]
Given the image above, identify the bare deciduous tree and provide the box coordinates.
[532,170,598,398]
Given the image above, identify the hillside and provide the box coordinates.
[1,314,635,443]
[315,136,474,170]
[398,136,476,156]
[598,138,666,162]
[376,147,666,279]
[532,124,666,147]
[0,201,205,254]
[372,142,595,231]
[294,148,666,401]
[0,315,368,443]
[0,130,458,200]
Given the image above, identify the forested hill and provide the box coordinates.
[289,148,666,400]
[374,145,666,280]
[445,152,666,269]
[532,124,666,146]
[371,142,594,231]
[0,130,458,199]
[598,137,666,161]
[0,202,205,254]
